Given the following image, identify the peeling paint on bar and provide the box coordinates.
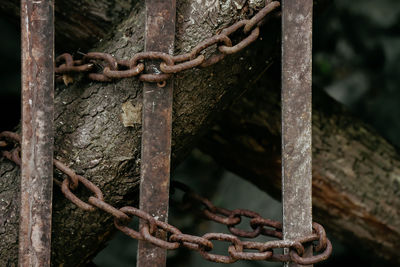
[281,0,313,267]
[137,1,176,267]
[20,0,54,266]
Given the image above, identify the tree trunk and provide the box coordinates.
[200,65,400,265]
[0,0,282,266]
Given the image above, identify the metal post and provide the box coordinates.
[137,1,176,266]
[19,0,54,266]
[281,1,313,267]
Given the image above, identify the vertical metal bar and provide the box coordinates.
[281,1,313,267]
[137,1,176,266]
[19,0,54,266]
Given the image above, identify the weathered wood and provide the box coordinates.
[0,0,279,265]
[200,66,400,265]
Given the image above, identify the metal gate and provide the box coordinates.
[0,0,332,266]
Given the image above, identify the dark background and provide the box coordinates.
[1,0,399,266]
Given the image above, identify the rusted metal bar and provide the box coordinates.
[281,1,313,267]
[137,1,176,266]
[19,0,54,266]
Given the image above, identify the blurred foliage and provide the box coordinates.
[314,0,400,147]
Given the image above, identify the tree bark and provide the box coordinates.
[200,65,400,265]
[0,0,138,51]
[0,0,281,266]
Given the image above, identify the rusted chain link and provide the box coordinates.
[55,1,280,84]
[1,132,332,264]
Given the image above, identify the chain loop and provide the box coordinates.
[290,239,333,265]
[203,206,242,225]
[141,223,181,250]
[258,239,305,262]
[169,233,213,251]
[114,206,157,240]
[198,233,243,264]
[227,209,262,238]
[228,241,273,261]
[82,52,118,82]
[250,216,283,238]
[131,52,174,83]
[191,34,233,59]
[218,20,260,55]
[312,222,328,252]
[2,147,21,166]
[0,131,21,143]
[160,55,204,74]
[88,196,130,222]
[53,159,79,189]
[221,26,260,54]
[55,53,94,73]
[243,1,281,33]
[61,174,104,211]
[0,132,21,165]
[103,62,144,79]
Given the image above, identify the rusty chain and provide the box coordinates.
[0,132,332,264]
[2,1,332,264]
[55,1,280,85]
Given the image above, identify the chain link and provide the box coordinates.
[55,1,280,84]
[1,131,332,264]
